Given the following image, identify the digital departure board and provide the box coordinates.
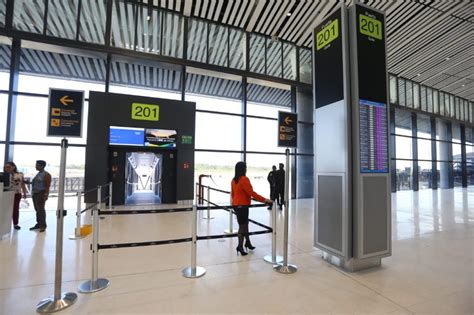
[359,99,388,173]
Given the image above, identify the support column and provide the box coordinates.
[291,86,297,199]
[242,77,247,162]
[461,125,467,187]
[412,113,419,191]
[4,38,21,163]
[390,108,397,192]
[430,117,438,189]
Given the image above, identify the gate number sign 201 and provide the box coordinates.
[131,103,160,121]
[316,19,339,50]
[359,14,382,40]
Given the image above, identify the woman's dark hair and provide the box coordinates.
[6,161,18,173]
[233,161,247,184]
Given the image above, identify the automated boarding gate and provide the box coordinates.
[85,91,195,205]
[109,148,177,205]
[313,3,391,271]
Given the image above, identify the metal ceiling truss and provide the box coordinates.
[0,0,471,102]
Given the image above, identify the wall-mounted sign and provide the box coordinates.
[47,88,84,137]
[278,111,297,148]
[181,135,193,144]
[131,103,160,121]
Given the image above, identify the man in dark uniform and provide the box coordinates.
[274,163,285,210]
[266,165,277,209]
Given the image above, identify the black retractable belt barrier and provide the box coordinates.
[199,185,230,195]
[80,203,96,214]
[99,207,192,216]
[99,237,192,250]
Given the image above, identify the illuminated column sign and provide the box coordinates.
[356,5,388,173]
[314,9,343,108]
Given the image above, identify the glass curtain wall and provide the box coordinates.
[390,73,474,191]
[11,43,107,193]
[417,114,432,189]
[185,70,243,203]
[394,109,413,190]
[246,80,290,196]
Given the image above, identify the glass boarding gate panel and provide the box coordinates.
[125,152,162,205]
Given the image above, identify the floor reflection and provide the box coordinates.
[392,187,474,240]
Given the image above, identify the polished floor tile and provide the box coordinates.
[0,187,473,314]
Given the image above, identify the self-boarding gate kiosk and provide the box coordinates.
[313,3,391,271]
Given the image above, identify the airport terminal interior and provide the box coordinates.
[0,0,473,314]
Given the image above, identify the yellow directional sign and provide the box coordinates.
[60,95,74,106]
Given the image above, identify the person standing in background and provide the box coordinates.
[4,162,27,230]
[266,165,277,210]
[29,160,51,233]
[274,163,285,210]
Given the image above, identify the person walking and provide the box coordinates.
[4,162,27,230]
[274,163,285,210]
[29,160,51,232]
[266,165,277,210]
[231,161,272,256]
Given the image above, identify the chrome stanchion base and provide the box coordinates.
[202,215,214,220]
[182,266,206,278]
[273,264,298,274]
[264,255,283,264]
[78,278,110,293]
[224,229,238,234]
[36,292,77,313]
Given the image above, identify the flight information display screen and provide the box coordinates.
[359,99,388,173]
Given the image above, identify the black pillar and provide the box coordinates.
[291,85,297,199]
[104,54,112,92]
[4,39,21,163]
[390,107,397,192]
[241,77,247,162]
[461,125,467,187]
[412,112,418,191]
[430,116,438,189]
[447,123,454,188]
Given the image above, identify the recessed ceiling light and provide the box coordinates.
[445,57,450,61]
[147,15,151,21]
[287,12,292,16]
[462,84,465,87]
[416,73,421,76]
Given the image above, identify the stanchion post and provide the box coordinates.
[274,148,298,274]
[69,190,85,240]
[108,182,112,210]
[203,185,214,220]
[78,186,110,293]
[182,205,206,278]
[36,138,77,313]
[224,205,237,234]
[264,201,283,264]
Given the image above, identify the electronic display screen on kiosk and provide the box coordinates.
[109,126,177,148]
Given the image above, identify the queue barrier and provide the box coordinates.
[78,199,274,293]
[69,182,113,240]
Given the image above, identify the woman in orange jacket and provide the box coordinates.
[231,161,272,256]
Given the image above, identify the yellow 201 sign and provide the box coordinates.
[316,19,339,50]
[131,103,159,121]
[359,14,382,40]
